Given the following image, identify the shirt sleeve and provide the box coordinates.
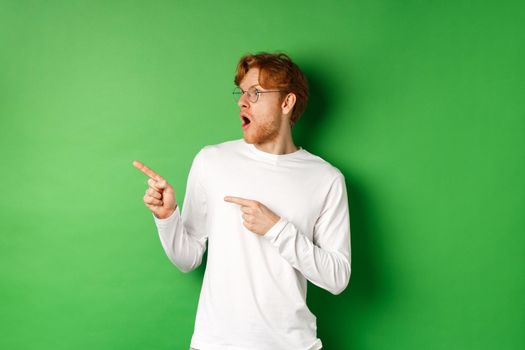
[152,149,208,273]
[262,173,351,295]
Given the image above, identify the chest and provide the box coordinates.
[202,157,328,240]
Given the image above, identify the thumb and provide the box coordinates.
[156,177,168,190]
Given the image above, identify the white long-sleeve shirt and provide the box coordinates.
[153,138,351,350]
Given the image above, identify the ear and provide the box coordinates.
[281,92,296,115]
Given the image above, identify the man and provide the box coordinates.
[133,52,351,350]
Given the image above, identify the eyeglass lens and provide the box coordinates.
[232,86,258,103]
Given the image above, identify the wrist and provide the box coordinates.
[155,207,176,220]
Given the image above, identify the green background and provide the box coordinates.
[1,1,524,349]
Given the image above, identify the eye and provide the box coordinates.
[246,86,256,97]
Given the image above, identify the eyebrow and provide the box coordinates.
[239,83,260,91]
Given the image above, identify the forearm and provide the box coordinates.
[153,206,207,273]
[264,219,351,295]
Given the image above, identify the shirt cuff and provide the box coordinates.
[263,217,288,242]
[153,206,180,227]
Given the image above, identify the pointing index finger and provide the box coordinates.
[224,196,254,206]
[133,160,162,180]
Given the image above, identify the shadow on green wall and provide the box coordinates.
[299,64,385,348]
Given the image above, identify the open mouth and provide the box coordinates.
[241,113,252,129]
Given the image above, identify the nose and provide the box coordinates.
[237,91,250,109]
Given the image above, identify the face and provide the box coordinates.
[237,68,285,145]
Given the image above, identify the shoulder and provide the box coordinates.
[197,138,242,156]
[192,138,243,166]
[301,148,345,182]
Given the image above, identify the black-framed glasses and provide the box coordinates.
[232,86,283,103]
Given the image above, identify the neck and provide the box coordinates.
[253,134,298,155]
[250,113,298,155]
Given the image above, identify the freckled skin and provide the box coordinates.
[237,68,284,146]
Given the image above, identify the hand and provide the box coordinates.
[133,160,178,219]
[224,196,281,236]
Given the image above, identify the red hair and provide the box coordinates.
[234,52,309,128]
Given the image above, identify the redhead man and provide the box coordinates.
[133,52,351,350]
